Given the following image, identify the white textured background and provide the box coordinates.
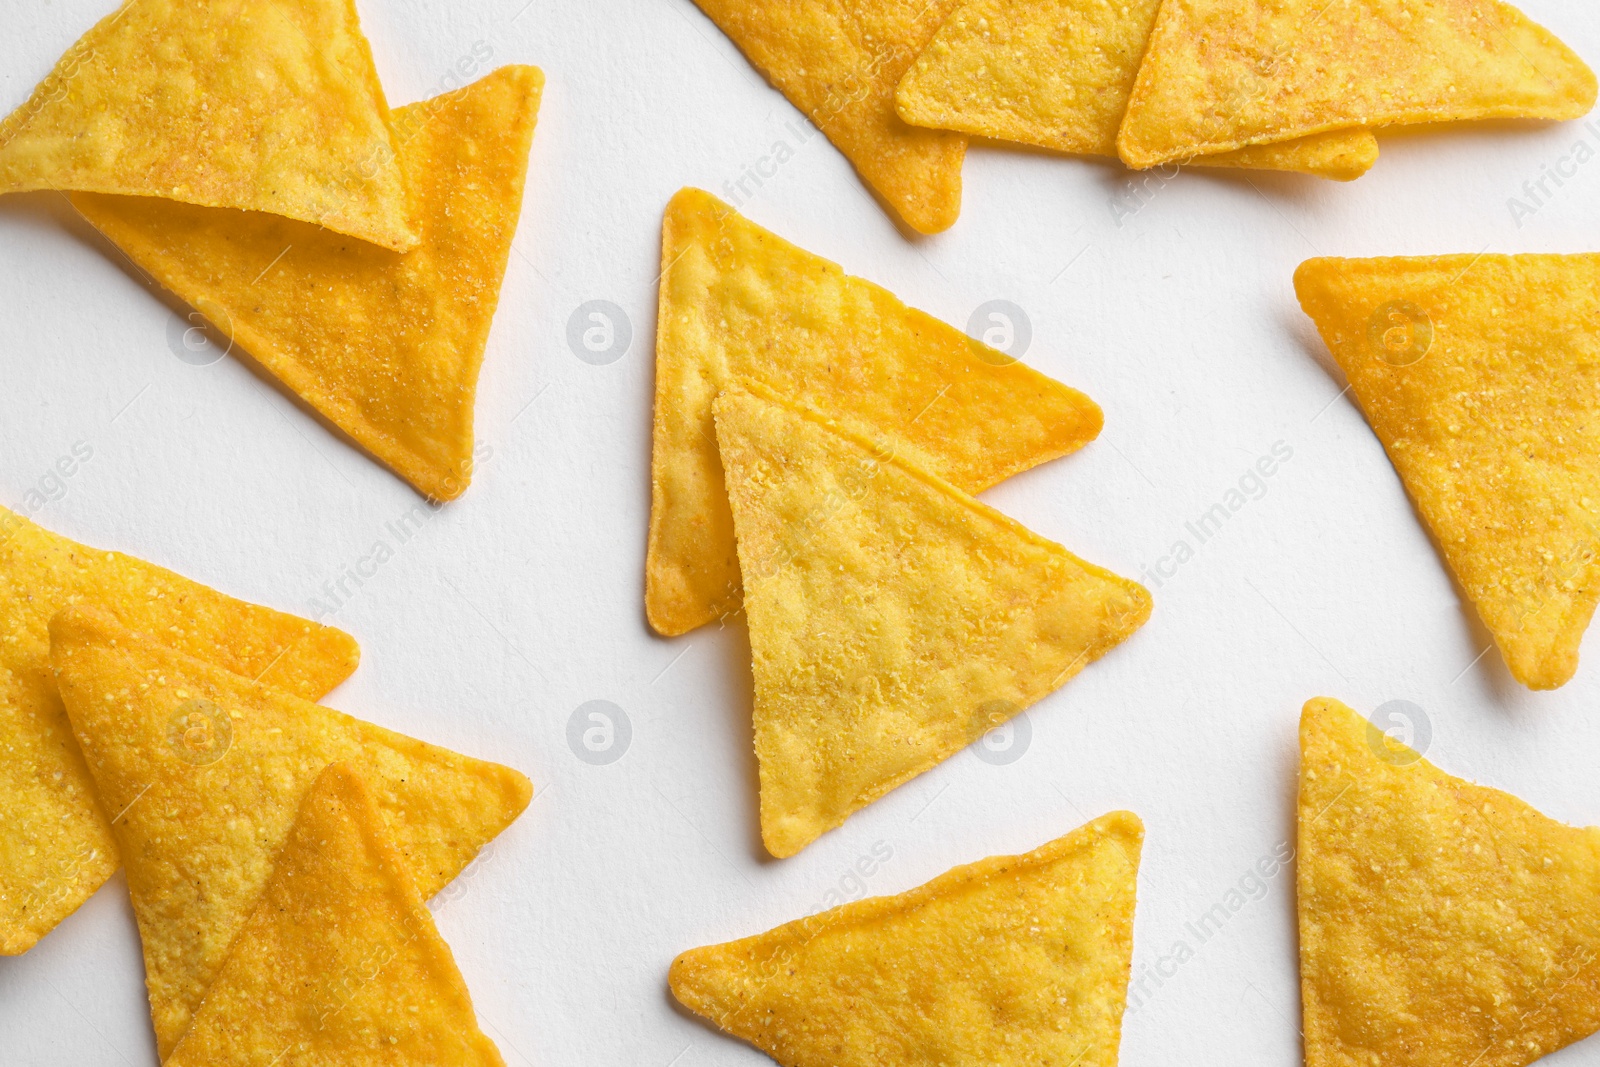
[3,1,1600,1064]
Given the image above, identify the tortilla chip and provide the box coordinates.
[72,66,543,501]
[1119,0,1597,168]
[0,507,357,956]
[895,0,1377,180]
[690,0,966,233]
[671,811,1141,1066]
[1206,132,1377,182]
[164,764,506,1067]
[0,0,418,251]
[49,606,530,1056]
[715,389,1149,857]
[1299,697,1600,1067]
[648,188,1103,636]
[1295,254,1600,689]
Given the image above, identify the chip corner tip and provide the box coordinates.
[761,822,808,860]
[1100,808,1146,842]
[1508,643,1580,692]
[1291,257,1338,299]
[507,767,536,812]
[665,185,719,221]
[419,467,472,504]
[665,950,720,1015]
[509,62,546,92]
[643,584,698,639]
[1299,696,1349,734]
[901,199,960,236]
[47,602,105,645]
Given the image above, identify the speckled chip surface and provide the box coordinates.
[0,0,420,250]
[1296,253,1600,689]
[715,389,1149,857]
[673,812,1142,1067]
[1299,697,1600,1067]
[648,188,1104,636]
[164,764,507,1067]
[50,606,531,1056]
[73,66,544,501]
[0,506,357,956]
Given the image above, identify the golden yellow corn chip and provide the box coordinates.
[672,811,1142,1066]
[0,0,418,251]
[0,506,357,956]
[648,188,1104,636]
[1295,254,1600,690]
[690,0,966,233]
[715,390,1149,857]
[895,0,1377,180]
[1299,697,1600,1067]
[165,764,506,1067]
[73,66,543,501]
[1119,0,1597,168]
[49,606,531,1056]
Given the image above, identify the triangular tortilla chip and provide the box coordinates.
[72,66,543,501]
[1295,254,1600,689]
[648,188,1104,636]
[0,0,418,251]
[895,0,1378,180]
[165,764,506,1067]
[671,811,1142,1066]
[1119,0,1596,168]
[715,389,1149,856]
[49,606,531,1056]
[0,507,358,956]
[1299,697,1600,1067]
[690,0,966,233]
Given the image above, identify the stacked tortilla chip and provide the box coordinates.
[691,0,1595,228]
[44,603,531,1062]
[1,510,532,1060]
[0,0,545,499]
[902,0,1595,183]
[0,506,358,955]
[649,190,1151,857]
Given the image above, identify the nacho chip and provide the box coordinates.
[0,0,418,251]
[671,811,1142,1066]
[1295,254,1600,689]
[49,606,530,1056]
[690,0,966,232]
[648,189,1103,636]
[895,0,1378,180]
[1299,697,1600,1067]
[1119,0,1597,168]
[72,66,543,501]
[0,506,357,956]
[715,389,1149,857]
[165,764,506,1067]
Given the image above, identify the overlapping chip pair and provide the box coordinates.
[0,0,545,499]
[689,0,1595,230]
[0,510,530,1064]
[668,697,1600,1067]
[649,188,1151,857]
